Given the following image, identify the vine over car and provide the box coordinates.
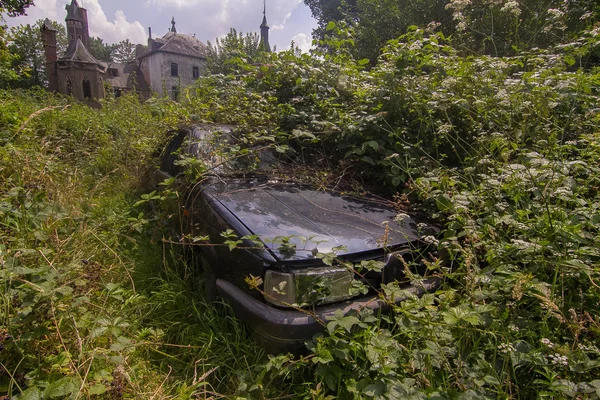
[158,124,441,352]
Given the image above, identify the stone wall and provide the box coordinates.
[56,64,105,101]
[140,52,206,98]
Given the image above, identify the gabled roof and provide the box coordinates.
[143,32,207,59]
[105,63,130,88]
[61,39,105,67]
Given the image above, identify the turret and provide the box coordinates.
[260,0,271,52]
[65,0,90,50]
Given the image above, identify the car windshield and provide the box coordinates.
[177,124,290,177]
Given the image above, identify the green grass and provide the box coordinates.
[1,28,600,397]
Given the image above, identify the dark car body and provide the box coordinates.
[160,125,440,351]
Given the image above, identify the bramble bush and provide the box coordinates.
[182,26,599,399]
[1,22,599,399]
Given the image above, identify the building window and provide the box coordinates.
[83,79,92,98]
[192,66,199,79]
[171,63,178,77]
[172,86,179,101]
[67,78,73,96]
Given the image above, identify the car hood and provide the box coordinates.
[207,182,421,261]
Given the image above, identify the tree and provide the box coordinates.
[0,0,34,16]
[0,26,19,86]
[7,19,66,88]
[0,0,35,86]
[89,36,115,62]
[206,28,264,74]
[303,0,358,42]
[444,0,598,55]
[304,0,599,61]
[112,38,135,63]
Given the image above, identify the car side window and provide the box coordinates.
[160,130,188,176]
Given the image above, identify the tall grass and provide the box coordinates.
[0,90,264,399]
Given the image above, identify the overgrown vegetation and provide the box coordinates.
[1,3,600,399]
[305,0,599,62]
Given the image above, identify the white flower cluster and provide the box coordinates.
[547,8,565,19]
[394,212,410,222]
[446,0,471,12]
[436,123,454,136]
[540,338,555,348]
[498,343,516,354]
[508,324,519,332]
[500,1,521,16]
[512,239,542,251]
[495,89,511,106]
[548,353,568,366]
[445,0,470,31]
[417,222,428,231]
[578,343,599,353]
[422,235,440,246]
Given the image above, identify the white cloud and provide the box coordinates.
[271,11,293,31]
[3,0,60,24]
[145,0,200,7]
[289,32,312,53]
[146,0,301,38]
[83,1,147,43]
[4,0,316,51]
[4,0,146,44]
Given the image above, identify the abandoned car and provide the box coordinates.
[159,124,441,351]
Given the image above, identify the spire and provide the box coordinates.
[171,17,177,33]
[260,0,271,52]
[260,0,268,28]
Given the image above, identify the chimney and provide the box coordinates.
[79,7,90,49]
[41,19,58,92]
[147,27,154,49]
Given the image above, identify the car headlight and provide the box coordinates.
[264,267,356,307]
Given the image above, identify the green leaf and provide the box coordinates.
[18,387,43,400]
[88,383,108,395]
[326,310,361,334]
[44,376,81,398]
[435,194,453,212]
[326,21,336,32]
[33,231,49,242]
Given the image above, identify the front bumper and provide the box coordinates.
[216,277,441,353]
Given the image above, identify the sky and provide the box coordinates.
[4,0,317,53]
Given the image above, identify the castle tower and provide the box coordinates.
[41,19,58,91]
[259,0,271,52]
[65,0,90,50]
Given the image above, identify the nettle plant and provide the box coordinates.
[223,26,600,400]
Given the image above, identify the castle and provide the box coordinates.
[41,0,271,103]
